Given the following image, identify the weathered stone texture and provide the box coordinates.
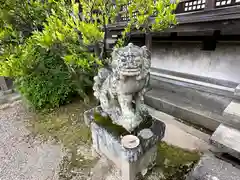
[187,154,240,180]
[84,107,165,180]
[93,43,151,131]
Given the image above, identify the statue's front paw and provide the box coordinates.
[123,113,135,122]
[136,75,143,81]
[93,92,99,98]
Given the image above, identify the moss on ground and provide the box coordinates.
[26,100,200,180]
[147,142,200,180]
[27,99,97,147]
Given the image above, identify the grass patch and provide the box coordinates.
[27,99,97,148]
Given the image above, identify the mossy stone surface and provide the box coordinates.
[93,111,129,137]
[93,111,153,137]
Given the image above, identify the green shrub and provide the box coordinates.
[0,0,58,37]
[0,0,101,109]
[13,46,75,109]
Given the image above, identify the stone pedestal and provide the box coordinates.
[84,106,165,180]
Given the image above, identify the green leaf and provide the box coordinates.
[43,34,52,46]
[64,55,74,63]
[56,31,64,41]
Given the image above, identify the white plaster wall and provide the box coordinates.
[151,42,240,83]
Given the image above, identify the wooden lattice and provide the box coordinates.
[121,15,129,21]
[132,12,138,19]
[216,0,232,7]
[184,0,206,12]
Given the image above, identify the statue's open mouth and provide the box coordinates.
[120,68,141,76]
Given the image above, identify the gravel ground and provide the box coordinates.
[0,101,64,180]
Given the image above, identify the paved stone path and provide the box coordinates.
[0,102,64,180]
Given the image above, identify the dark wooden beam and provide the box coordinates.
[107,5,240,31]
[151,34,240,42]
[177,6,240,24]
[165,21,228,32]
[108,19,240,36]
[201,30,220,50]
[145,33,152,51]
[128,34,240,48]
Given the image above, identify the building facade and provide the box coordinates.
[107,0,240,131]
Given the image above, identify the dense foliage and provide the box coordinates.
[0,0,100,109]
[0,0,177,109]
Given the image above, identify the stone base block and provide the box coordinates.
[84,106,165,180]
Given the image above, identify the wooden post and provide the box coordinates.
[205,0,215,10]
[145,33,152,51]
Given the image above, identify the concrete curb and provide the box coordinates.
[147,106,211,152]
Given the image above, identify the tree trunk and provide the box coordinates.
[102,24,107,60]
[145,32,152,51]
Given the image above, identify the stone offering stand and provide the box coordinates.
[84,106,165,180]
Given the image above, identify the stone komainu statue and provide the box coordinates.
[93,43,151,132]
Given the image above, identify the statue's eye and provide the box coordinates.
[121,58,126,62]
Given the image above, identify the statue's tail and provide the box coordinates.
[93,68,111,99]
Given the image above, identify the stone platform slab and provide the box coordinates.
[223,100,240,130]
[187,154,240,180]
[210,124,240,160]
